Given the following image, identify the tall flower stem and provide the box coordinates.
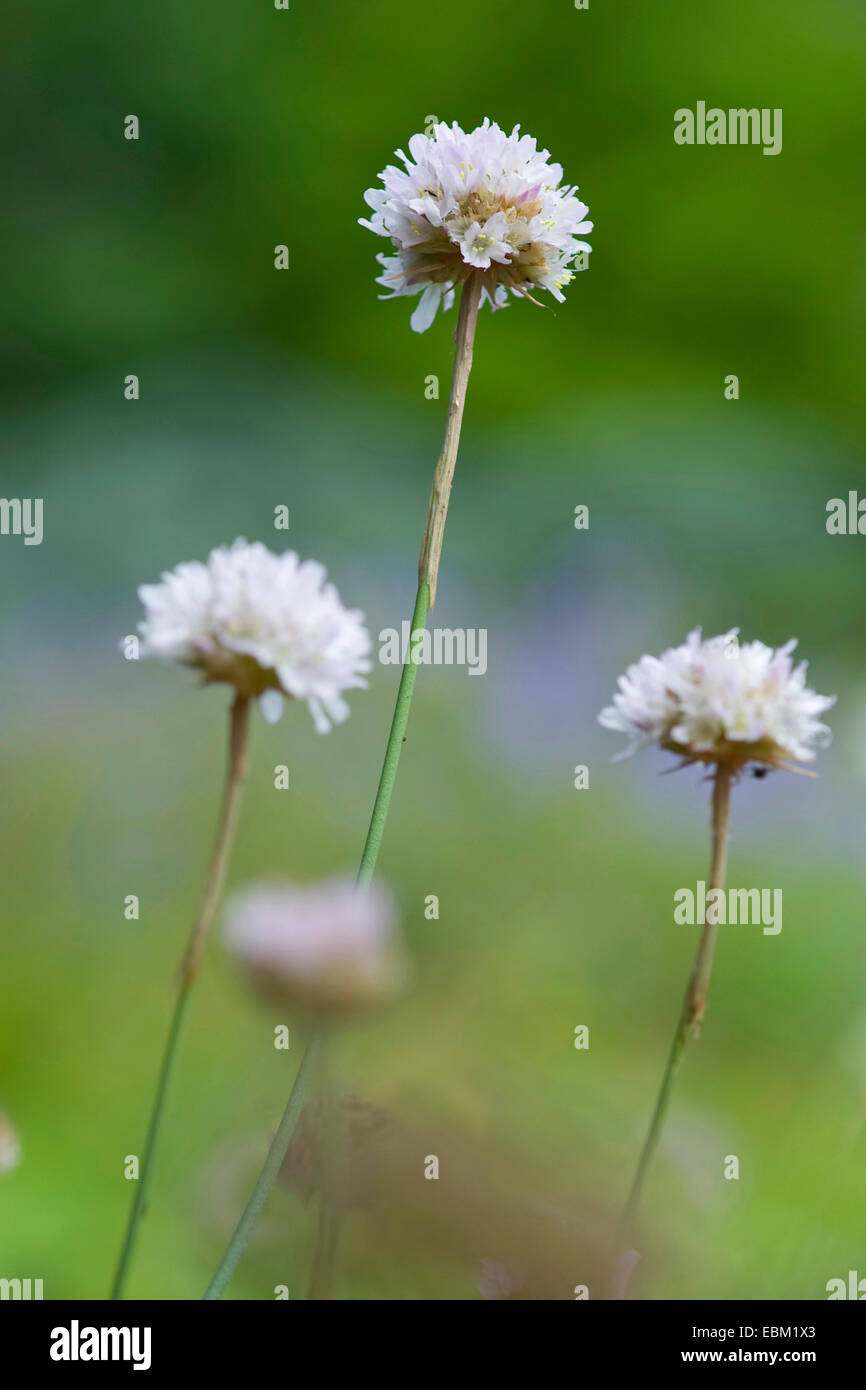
[417,271,483,608]
[621,764,733,1235]
[356,580,429,889]
[358,271,482,886]
[201,276,483,1300]
[203,1031,323,1301]
[306,1034,345,1300]
[110,692,251,1300]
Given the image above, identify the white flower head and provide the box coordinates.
[360,118,593,332]
[224,878,407,1017]
[135,540,372,732]
[599,629,836,772]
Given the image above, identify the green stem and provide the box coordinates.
[200,278,482,1300]
[307,1198,341,1302]
[203,1031,323,1300]
[357,581,430,888]
[109,984,192,1300]
[306,1036,344,1300]
[621,764,733,1235]
[357,275,481,885]
[110,692,251,1300]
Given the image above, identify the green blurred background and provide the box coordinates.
[2,0,865,1299]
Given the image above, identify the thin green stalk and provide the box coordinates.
[306,1036,345,1300]
[358,272,483,886]
[307,1197,341,1302]
[203,1031,323,1300]
[357,581,429,888]
[621,764,733,1235]
[109,985,192,1300]
[110,692,251,1300]
[201,276,483,1300]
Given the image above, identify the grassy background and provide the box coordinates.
[1,0,865,1299]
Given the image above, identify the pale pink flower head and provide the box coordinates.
[361,118,593,332]
[223,879,407,1017]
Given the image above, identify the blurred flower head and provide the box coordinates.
[599,628,835,771]
[279,1094,620,1300]
[360,118,593,332]
[223,879,406,1017]
[478,1257,527,1301]
[135,539,371,732]
[0,1108,20,1175]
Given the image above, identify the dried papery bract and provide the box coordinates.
[599,629,835,1239]
[110,542,370,1299]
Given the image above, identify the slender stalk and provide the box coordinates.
[306,1035,345,1300]
[358,272,483,888]
[306,1191,341,1301]
[621,764,733,1234]
[418,272,483,607]
[180,693,253,985]
[110,692,251,1300]
[356,581,429,888]
[201,277,484,1300]
[203,1031,323,1300]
